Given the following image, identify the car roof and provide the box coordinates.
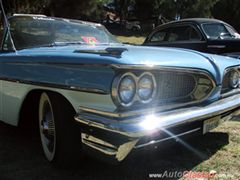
[175,18,225,24]
[156,18,228,29]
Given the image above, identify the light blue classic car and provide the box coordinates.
[0,12,240,164]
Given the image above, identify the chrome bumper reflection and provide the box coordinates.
[75,94,240,161]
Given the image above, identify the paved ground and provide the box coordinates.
[0,121,239,180]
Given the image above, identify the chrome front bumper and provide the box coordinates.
[75,94,240,162]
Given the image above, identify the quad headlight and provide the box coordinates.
[118,74,136,106]
[229,70,239,88]
[112,72,157,107]
[137,72,156,103]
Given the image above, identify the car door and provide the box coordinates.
[201,23,240,54]
[206,39,240,54]
[145,24,207,53]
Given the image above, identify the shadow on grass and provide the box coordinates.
[0,122,229,180]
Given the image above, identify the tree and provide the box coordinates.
[212,0,240,31]
[3,0,240,32]
[3,0,49,14]
[135,0,155,20]
[153,0,219,20]
[113,0,134,20]
[179,0,219,18]
[3,0,104,21]
[48,0,100,19]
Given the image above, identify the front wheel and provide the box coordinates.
[39,93,56,162]
[39,92,81,164]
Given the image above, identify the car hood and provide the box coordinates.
[6,44,240,83]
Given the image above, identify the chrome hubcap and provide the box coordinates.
[39,94,56,161]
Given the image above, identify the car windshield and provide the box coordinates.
[8,16,120,50]
[202,23,240,40]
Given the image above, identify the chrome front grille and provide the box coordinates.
[157,73,196,100]
[153,70,214,104]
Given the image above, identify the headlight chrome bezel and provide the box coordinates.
[118,73,137,107]
[112,72,157,107]
[112,72,137,107]
[137,72,157,104]
[221,66,240,95]
[229,70,240,89]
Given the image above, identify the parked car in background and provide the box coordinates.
[143,18,240,57]
[0,13,240,164]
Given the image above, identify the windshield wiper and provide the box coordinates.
[27,41,85,49]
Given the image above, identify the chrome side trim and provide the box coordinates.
[0,77,107,94]
[207,45,226,48]
[135,128,201,149]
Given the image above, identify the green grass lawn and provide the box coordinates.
[189,120,240,179]
[116,35,145,45]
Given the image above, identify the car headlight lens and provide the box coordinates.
[229,70,239,88]
[138,73,156,103]
[118,74,136,106]
[112,72,157,107]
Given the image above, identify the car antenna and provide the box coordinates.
[0,0,17,52]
